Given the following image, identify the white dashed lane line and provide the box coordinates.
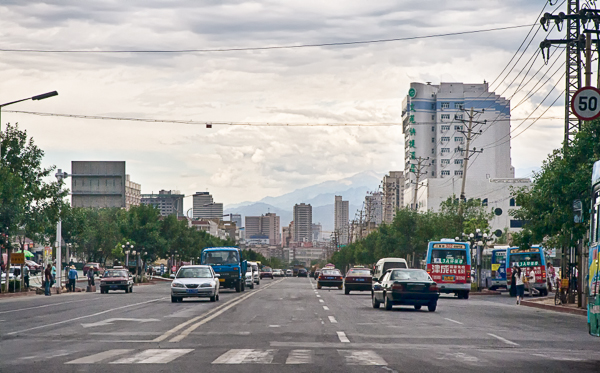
[328,316,338,324]
[444,318,463,325]
[487,333,519,346]
[323,306,329,310]
[337,331,350,343]
[319,299,324,303]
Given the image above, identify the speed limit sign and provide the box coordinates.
[571,86,600,121]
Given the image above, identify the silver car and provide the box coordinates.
[171,265,220,303]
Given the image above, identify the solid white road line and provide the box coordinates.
[444,318,464,325]
[6,298,166,335]
[0,297,104,315]
[66,349,133,364]
[337,331,350,343]
[323,306,329,310]
[328,316,338,324]
[487,333,519,346]
[212,349,277,364]
[338,350,387,365]
[286,350,313,364]
[111,349,193,364]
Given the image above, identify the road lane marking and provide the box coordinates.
[338,350,386,365]
[111,349,193,364]
[444,318,463,325]
[269,325,280,328]
[82,318,159,328]
[66,349,133,364]
[337,331,350,343]
[6,298,166,336]
[166,279,283,343]
[0,297,104,315]
[316,295,321,297]
[319,299,324,303]
[323,306,329,310]
[212,349,277,364]
[328,316,338,323]
[286,350,313,364]
[487,333,519,346]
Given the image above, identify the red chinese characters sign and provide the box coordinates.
[430,264,468,282]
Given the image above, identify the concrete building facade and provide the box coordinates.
[365,192,383,226]
[141,190,184,216]
[382,171,405,223]
[334,196,349,245]
[71,161,140,209]
[192,192,224,220]
[244,213,281,245]
[293,203,312,243]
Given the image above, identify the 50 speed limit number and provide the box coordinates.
[571,86,600,121]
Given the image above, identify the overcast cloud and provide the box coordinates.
[0,1,565,207]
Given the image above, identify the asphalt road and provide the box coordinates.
[1,277,600,372]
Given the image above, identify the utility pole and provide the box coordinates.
[410,157,430,210]
[457,108,485,217]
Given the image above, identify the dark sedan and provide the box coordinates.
[344,267,372,294]
[297,268,308,277]
[372,269,439,312]
[317,268,343,289]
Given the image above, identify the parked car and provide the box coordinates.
[1,267,17,284]
[170,265,220,302]
[245,270,254,289]
[260,267,273,279]
[285,269,293,277]
[297,268,308,277]
[344,266,373,295]
[25,260,42,275]
[100,268,133,294]
[248,261,260,285]
[83,262,104,276]
[314,269,321,279]
[372,268,439,312]
[317,268,343,289]
[272,269,284,277]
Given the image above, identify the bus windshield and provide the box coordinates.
[508,252,542,268]
[431,249,467,265]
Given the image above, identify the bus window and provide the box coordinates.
[431,249,467,265]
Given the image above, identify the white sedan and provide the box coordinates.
[171,265,220,303]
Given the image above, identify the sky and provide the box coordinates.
[0,1,567,210]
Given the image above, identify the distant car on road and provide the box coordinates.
[245,270,254,289]
[297,268,308,277]
[25,260,42,275]
[100,269,133,294]
[372,269,439,312]
[260,267,273,279]
[317,268,343,290]
[248,262,260,285]
[272,269,284,277]
[314,269,321,279]
[344,267,373,294]
[83,262,104,277]
[171,265,220,303]
[286,269,293,277]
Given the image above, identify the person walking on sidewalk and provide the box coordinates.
[22,264,30,289]
[514,265,525,305]
[51,262,56,285]
[68,266,78,292]
[527,267,540,296]
[44,264,52,296]
[87,266,95,286]
[547,263,556,292]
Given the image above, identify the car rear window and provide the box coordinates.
[391,270,431,281]
[104,270,128,278]
[382,262,407,272]
[348,269,371,276]
[322,269,341,275]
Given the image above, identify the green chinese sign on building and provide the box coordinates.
[408,87,417,98]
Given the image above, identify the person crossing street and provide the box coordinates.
[44,264,52,296]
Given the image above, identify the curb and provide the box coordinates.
[470,291,502,296]
[0,289,38,299]
[520,299,587,316]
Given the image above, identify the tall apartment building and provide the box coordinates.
[192,192,223,220]
[365,192,383,226]
[141,190,184,216]
[71,161,141,209]
[312,223,322,242]
[382,171,405,223]
[402,82,530,231]
[334,196,349,245]
[244,213,281,245]
[293,203,312,243]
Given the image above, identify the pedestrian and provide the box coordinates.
[547,263,556,292]
[44,263,52,296]
[22,263,30,289]
[527,267,540,296]
[87,266,95,286]
[509,267,517,297]
[68,265,78,292]
[51,262,57,285]
[514,265,525,305]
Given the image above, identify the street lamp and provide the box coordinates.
[0,91,58,161]
[55,169,69,293]
[122,242,134,270]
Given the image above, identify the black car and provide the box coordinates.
[372,268,439,312]
[297,268,308,277]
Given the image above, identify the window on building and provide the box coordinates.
[432,149,435,155]
[441,159,450,165]
[510,198,516,207]
[431,159,436,164]
[432,137,435,143]
[441,170,450,176]
[510,219,525,228]
[432,126,435,132]
[454,125,463,131]
[454,170,463,176]
[441,148,450,153]
[431,103,435,110]
[455,103,464,109]
[482,198,488,206]
[454,114,463,120]
[454,147,462,153]
[432,115,435,120]
[441,125,450,131]
[455,137,464,143]
[431,171,435,177]
[441,137,450,142]
[441,114,450,120]
[454,159,463,165]
[441,102,450,109]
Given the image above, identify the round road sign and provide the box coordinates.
[571,86,600,121]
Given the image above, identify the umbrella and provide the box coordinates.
[15,250,35,258]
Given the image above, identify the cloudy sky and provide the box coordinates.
[0,1,566,209]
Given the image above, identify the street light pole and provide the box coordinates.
[0,91,58,161]
[54,169,68,293]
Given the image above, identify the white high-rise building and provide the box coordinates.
[334,196,349,245]
[192,192,224,220]
[402,82,530,232]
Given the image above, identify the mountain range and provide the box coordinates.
[224,171,383,232]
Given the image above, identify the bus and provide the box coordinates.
[588,160,600,336]
[487,247,508,290]
[506,246,548,296]
[426,239,471,299]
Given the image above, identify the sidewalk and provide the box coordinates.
[521,295,587,316]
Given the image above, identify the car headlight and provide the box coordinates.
[171,282,185,288]
[201,283,213,288]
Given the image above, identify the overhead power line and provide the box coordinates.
[0,24,533,54]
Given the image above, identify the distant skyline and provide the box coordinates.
[1,1,557,210]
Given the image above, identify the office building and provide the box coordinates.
[365,192,383,226]
[382,171,405,223]
[141,190,184,216]
[293,203,312,243]
[192,192,223,220]
[334,196,349,245]
[244,213,281,245]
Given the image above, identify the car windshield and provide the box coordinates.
[104,270,128,278]
[202,250,239,265]
[390,270,431,281]
[382,262,407,272]
[348,269,371,276]
[177,268,213,278]
[322,269,341,275]
[263,268,272,272]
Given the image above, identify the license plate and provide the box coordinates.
[443,275,454,281]
[110,285,118,289]
[356,278,365,282]
[327,277,334,280]
[186,289,198,293]
[219,278,225,282]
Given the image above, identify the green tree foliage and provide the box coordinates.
[511,119,600,249]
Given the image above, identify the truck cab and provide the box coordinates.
[201,247,247,292]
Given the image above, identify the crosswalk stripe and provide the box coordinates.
[338,350,387,365]
[66,349,133,364]
[212,349,277,364]
[110,349,193,364]
[286,350,313,364]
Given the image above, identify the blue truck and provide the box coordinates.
[200,247,247,292]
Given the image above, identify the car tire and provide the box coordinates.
[414,305,422,310]
[463,291,469,300]
[216,293,220,301]
[384,294,393,310]
[241,281,245,292]
[338,285,343,290]
[317,283,322,289]
[171,296,177,303]
[457,292,463,299]
[130,286,133,293]
[250,283,254,289]
[125,287,129,293]
[210,295,217,302]
[428,302,437,312]
[236,281,242,292]
[372,293,380,309]
[345,288,350,295]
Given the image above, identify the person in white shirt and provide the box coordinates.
[514,265,525,305]
[527,268,540,296]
